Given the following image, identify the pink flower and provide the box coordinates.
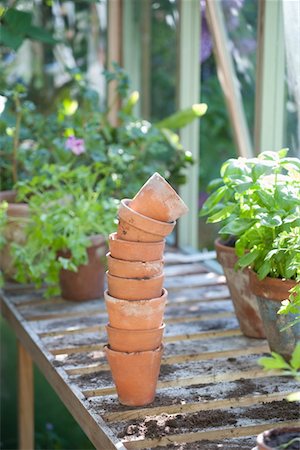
[65,136,85,155]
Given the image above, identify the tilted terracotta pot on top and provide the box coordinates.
[59,235,107,302]
[106,252,163,279]
[215,239,265,338]
[108,232,165,262]
[130,172,189,222]
[104,288,167,330]
[107,271,164,300]
[106,323,165,352]
[249,270,299,361]
[117,199,175,242]
[0,190,29,279]
[105,344,164,406]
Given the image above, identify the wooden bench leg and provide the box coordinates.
[18,341,34,450]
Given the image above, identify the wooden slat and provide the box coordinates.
[18,342,34,450]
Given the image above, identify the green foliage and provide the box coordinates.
[12,164,118,297]
[258,342,300,381]
[1,65,203,195]
[0,7,58,51]
[0,201,8,287]
[200,149,300,307]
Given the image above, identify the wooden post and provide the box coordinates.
[140,0,151,119]
[205,0,253,158]
[254,0,285,154]
[107,0,123,126]
[18,341,34,450]
[177,0,200,251]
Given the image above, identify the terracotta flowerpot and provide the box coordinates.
[106,252,163,279]
[104,288,167,329]
[130,172,189,222]
[254,426,300,450]
[249,270,299,361]
[0,190,29,280]
[105,344,164,406]
[106,323,165,352]
[107,271,164,300]
[117,199,175,242]
[215,239,265,338]
[108,232,165,262]
[59,235,107,301]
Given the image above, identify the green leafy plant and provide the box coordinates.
[200,149,300,310]
[12,164,118,297]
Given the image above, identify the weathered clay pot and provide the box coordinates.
[108,232,165,262]
[249,270,299,361]
[254,426,300,450]
[215,239,265,338]
[104,288,167,329]
[0,190,29,280]
[117,199,175,242]
[105,344,164,406]
[106,323,165,352]
[106,252,163,279]
[130,172,189,222]
[59,235,107,301]
[107,271,164,300]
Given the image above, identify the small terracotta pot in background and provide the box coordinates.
[108,232,165,262]
[0,190,29,280]
[249,270,299,361]
[59,235,107,302]
[104,288,167,329]
[117,199,175,242]
[105,344,164,406]
[215,239,265,339]
[130,172,189,222]
[254,426,300,450]
[106,323,165,352]
[107,271,164,300]
[106,252,163,279]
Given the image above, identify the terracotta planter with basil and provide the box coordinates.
[249,270,299,361]
[215,239,265,338]
[0,190,29,280]
[117,199,175,242]
[130,172,188,222]
[105,344,164,406]
[59,235,107,301]
[254,426,300,450]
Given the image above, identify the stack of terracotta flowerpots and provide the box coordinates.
[104,173,188,406]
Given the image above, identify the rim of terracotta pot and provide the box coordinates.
[105,343,164,355]
[118,199,176,235]
[249,269,297,302]
[106,323,165,352]
[130,172,188,221]
[106,270,164,300]
[106,252,163,277]
[108,231,165,261]
[256,426,300,450]
[104,287,168,303]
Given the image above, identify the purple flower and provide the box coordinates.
[65,136,85,155]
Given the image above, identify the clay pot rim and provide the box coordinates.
[106,252,164,265]
[104,343,164,355]
[120,199,176,229]
[104,287,168,303]
[256,426,300,448]
[106,323,166,333]
[214,238,236,253]
[109,232,165,247]
[106,270,164,282]
[249,269,297,301]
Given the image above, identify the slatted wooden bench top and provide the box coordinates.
[1,250,298,449]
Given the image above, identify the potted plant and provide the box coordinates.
[12,163,118,300]
[200,149,300,356]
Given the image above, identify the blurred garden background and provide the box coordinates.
[1,0,299,448]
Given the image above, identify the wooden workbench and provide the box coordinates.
[1,251,299,449]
